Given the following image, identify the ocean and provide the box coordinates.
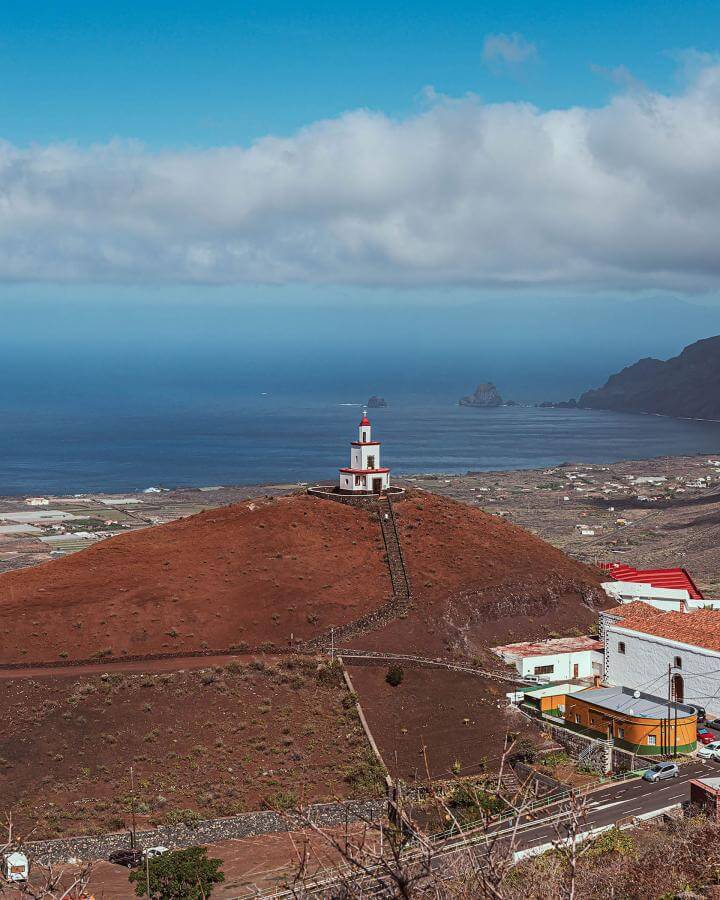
[1,396,720,496]
[2,295,720,496]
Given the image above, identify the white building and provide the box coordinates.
[338,412,390,495]
[492,635,604,681]
[602,601,720,714]
[600,563,720,612]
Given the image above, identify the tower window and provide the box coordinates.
[362,431,367,441]
[618,641,625,655]
[367,455,375,469]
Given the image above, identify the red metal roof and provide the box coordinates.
[600,562,703,600]
[359,414,371,426]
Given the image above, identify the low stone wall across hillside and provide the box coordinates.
[25,797,388,866]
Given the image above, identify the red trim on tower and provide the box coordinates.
[339,467,390,475]
[351,441,381,447]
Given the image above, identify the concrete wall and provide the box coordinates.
[606,624,720,718]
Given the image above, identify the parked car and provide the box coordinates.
[698,740,720,759]
[144,846,169,860]
[642,762,679,782]
[687,704,707,723]
[108,848,143,868]
[698,727,715,745]
[707,718,720,730]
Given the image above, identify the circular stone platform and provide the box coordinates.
[307,484,406,506]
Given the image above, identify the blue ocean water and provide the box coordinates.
[2,295,720,496]
[1,396,719,496]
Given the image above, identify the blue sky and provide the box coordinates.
[1,0,718,148]
[1,0,720,382]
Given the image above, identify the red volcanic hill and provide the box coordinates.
[0,491,606,665]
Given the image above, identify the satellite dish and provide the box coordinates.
[633,690,640,699]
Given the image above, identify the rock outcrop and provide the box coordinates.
[579,335,720,420]
[367,396,388,408]
[459,382,503,408]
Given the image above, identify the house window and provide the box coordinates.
[647,735,657,746]
[575,714,581,724]
[355,475,362,486]
[618,641,626,655]
[534,664,554,675]
[617,725,625,740]
[674,656,682,669]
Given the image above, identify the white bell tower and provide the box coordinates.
[339,411,390,494]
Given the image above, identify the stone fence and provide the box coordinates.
[307,485,406,506]
[24,797,388,866]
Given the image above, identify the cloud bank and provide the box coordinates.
[3,64,720,291]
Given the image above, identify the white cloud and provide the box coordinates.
[3,64,720,291]
[481,32,538,67]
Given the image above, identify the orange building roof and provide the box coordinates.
[606,600,720,652]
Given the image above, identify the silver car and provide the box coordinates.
[642,762,679,782]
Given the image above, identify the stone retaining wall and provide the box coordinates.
[307,486,406,506]
[25,798,388,866]
[513,762,567,798]
[612,746,638,772]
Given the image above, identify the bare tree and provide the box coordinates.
[0,813,95,900]
[270,734,562,899]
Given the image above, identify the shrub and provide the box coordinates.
[162,808,203,828]
[260,790,298,812]
[129,845,224,899]
[343,751,387,795]
[386,665,404,687]
[447,782,506,821]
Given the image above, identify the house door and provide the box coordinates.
[672,673,684,703]
[372,478,382,494]
[573,663,579,679]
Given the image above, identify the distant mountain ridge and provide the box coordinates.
[579,335,720,420]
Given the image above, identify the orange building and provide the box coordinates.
[563,685,696,755]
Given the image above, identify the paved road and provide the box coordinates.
[506,757,720,854]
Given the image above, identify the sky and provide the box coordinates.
[2,1,720,399]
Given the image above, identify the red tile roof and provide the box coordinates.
[606,601,720,652]
[600,562,704,600]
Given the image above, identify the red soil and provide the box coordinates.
[0,494,390,664]
[347,663,547,782]
[1,659,378,839]
[0,489,605,667]
[358,490,606,658]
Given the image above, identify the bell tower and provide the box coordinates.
[339,411,390,494]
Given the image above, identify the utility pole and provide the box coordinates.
[666,664,672,755]
[130,765,137,850]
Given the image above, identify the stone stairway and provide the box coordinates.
[377,495,411,601]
